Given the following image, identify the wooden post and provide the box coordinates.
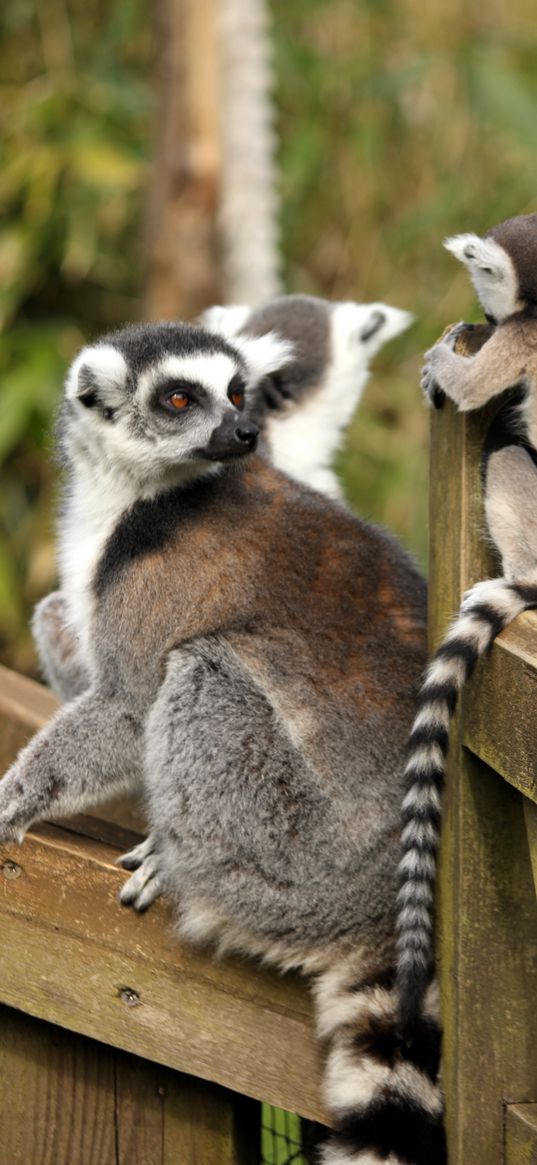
[145,0,281,319]
[145,0,222,321]
[432,402,537,1163]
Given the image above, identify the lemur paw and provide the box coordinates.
[118,838,164,913]
[420,325,464,409]
[0,801,27,846]
[420,357,445,410]
[117,832,156,871]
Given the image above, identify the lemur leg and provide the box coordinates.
[0,688,142,844]
[32,592,90,701]
[486,445,537,581]
[119,640,330,936]
[422,326,530,411]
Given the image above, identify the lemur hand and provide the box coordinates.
[0,762,30,844]
[421,323,466,409]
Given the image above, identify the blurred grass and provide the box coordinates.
[0,0,536,673]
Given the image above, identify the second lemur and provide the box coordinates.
[396,213,537,1035]
[1,317,444,1165]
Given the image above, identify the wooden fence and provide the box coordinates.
[432,401,537,1164]
[1,399,536,1161]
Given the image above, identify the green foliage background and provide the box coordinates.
[0,0,536,674]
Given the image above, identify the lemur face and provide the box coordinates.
[444,231,522,323]
[63,322,292,483]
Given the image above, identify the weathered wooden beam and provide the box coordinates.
[0,1006,119,1165]
[433,403,537,1164]
[505,1103,537,1165]
[0,1004,261,1165]
[0,822,325,1123]
[0,662,325,1120]
[463,616,537,805]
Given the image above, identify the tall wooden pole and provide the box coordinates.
[145,0,281,321]
[146,0,222,321]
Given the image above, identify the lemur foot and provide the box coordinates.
[118,840,165,913]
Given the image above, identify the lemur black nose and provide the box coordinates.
[235,423,259,446]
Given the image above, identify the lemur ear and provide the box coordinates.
[444,233,509,280]
[199,304,251,338]
[357,303,414,346]
[65,345,128,407]
[232,332,294,383]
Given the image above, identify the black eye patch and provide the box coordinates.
[154,378,207,414]
[79,389,98,409]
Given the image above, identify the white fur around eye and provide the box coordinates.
[66,344,128,399]
[138,352,241,402]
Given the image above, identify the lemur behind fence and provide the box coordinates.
[0,302,447,1165]
[396,212,537,1037]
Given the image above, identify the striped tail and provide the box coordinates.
[396,577,537,1037]
[313,957,445,1164]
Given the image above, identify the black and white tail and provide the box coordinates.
[396,577,537,1037]
[313,956,446,1164]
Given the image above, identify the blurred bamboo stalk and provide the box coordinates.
[145,0,281,321]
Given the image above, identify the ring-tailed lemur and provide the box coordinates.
[202,294,412,498]
[33,293,412,699]
[1,318,444,1164]
[396,213,537,1036]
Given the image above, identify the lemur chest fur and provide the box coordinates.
[58,462,141,663]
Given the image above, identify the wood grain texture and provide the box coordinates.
[0,1005,260,1165]
[428,399,497,653]
[0,822,325,1124]
[463,616,537,805]
[505,1105,537,1165]
[432,403,537,1164]
[523,799,537,899]
[0,1007,116,1165]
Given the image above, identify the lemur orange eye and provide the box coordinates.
[168,391,190,410]
[228,375,246,410]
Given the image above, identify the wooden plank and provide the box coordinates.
[0,1005,117,1165]
[0,823,325,1124]
[0,1004,260,1165]
[158,1083,260,1165]
[463,616,537,805]
[428,398,497,652]
[523,799,537,899]
[432,403,537,1164]
[442,754,537,1163]
[505,1104,537,1165]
